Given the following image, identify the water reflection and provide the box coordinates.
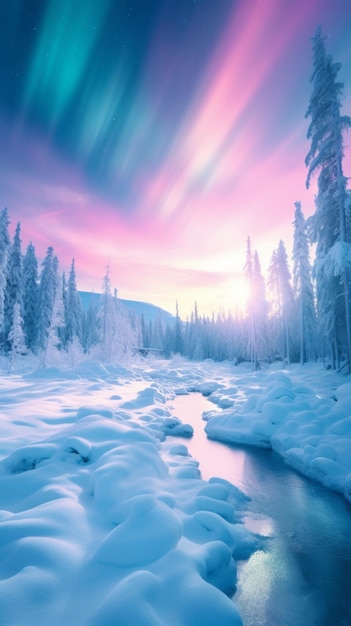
[169,393,351,626]
[170,393,249,487]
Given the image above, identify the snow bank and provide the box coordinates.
[134,358,351,503]
[203,366,351,502]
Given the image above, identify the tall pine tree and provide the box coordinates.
[36,247,60,352]
[292,202,316,363]
[97,266,137,362]
[4,222,23,348]
[244,237,256,369]
[23,242,39,349]
[305,26,351,369]
[65,259,83,347]
[268,241,296,363]
[173,301,184,355]
[0,208,10,345]
[8,302,26,372]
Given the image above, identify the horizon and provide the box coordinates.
[1,0,351,318]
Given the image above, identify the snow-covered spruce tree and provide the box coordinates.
[153,312,165,353]
[183,302,201,360]
[189,302,204,360]
[252,250,271,363]
[292,202,317,363]
[244,237,256,369]
[162,323,174,358]
[144,312,163,354]
[98,266,115,362]
[82,296,99,353]
[36,247,60,352]
[198,314,212,360]
[23,242,39,350]
[268,241,297,363]
[305,26,351,370]
[127,308,142,350]
[65,259,84,347]
[140,314,151,349]
[4,222,23,350]
[211,311,227,361]
[173,301,184,355]
[60,272,68,347]
[40,273,65,368]
[8,302,26,372]
[97,266,137,362]
[244,239,270,368]
[0,208,11,346]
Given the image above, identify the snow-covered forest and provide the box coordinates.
[138,28,351,372]
[0,214,140,369]
[0,28,350,374]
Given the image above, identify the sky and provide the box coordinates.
[1,0,351,317]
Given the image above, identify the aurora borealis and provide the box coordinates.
[1,0,351,315]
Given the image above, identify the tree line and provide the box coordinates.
[0,213,140,369]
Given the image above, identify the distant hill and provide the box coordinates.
[79,291,175,325]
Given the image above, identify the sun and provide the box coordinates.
[231,275,250,314]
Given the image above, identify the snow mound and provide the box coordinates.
[3,443,57,474]
[95,494,182,567]
[161,416,194,438]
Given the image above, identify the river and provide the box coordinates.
[169,392,351,626]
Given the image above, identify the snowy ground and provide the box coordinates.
[0,357,259,626]
[0,355,350,625]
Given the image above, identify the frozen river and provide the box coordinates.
[170,393,351,626]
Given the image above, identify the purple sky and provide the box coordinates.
[1,0,351,316]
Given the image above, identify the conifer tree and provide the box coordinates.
[292,202,316,363]
[4,222,23,348]
[23,242,39,349]
[0,208,10,344]
[65,259,83,347]
[36,247,60,351]
[61,272,68,347]
[305,26,351,369]
[82,296,99,353]
[140,314,150,349]
[154,312,165,352]
[162,323,174,358]
[244,237,256,369]
[41,274,65,367]
[173,301,184,355]
[8,302,26,372]
[268,241,296,363]
[147,313,163,353]
[252,250,270,363]
[99,265,114,361]
[97,266,137,362]
[190,302,204,360]
[245,239,270,368]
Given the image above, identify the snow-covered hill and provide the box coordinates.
[79,291,175,324]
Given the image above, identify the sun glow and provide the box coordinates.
[231,275,250,315]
